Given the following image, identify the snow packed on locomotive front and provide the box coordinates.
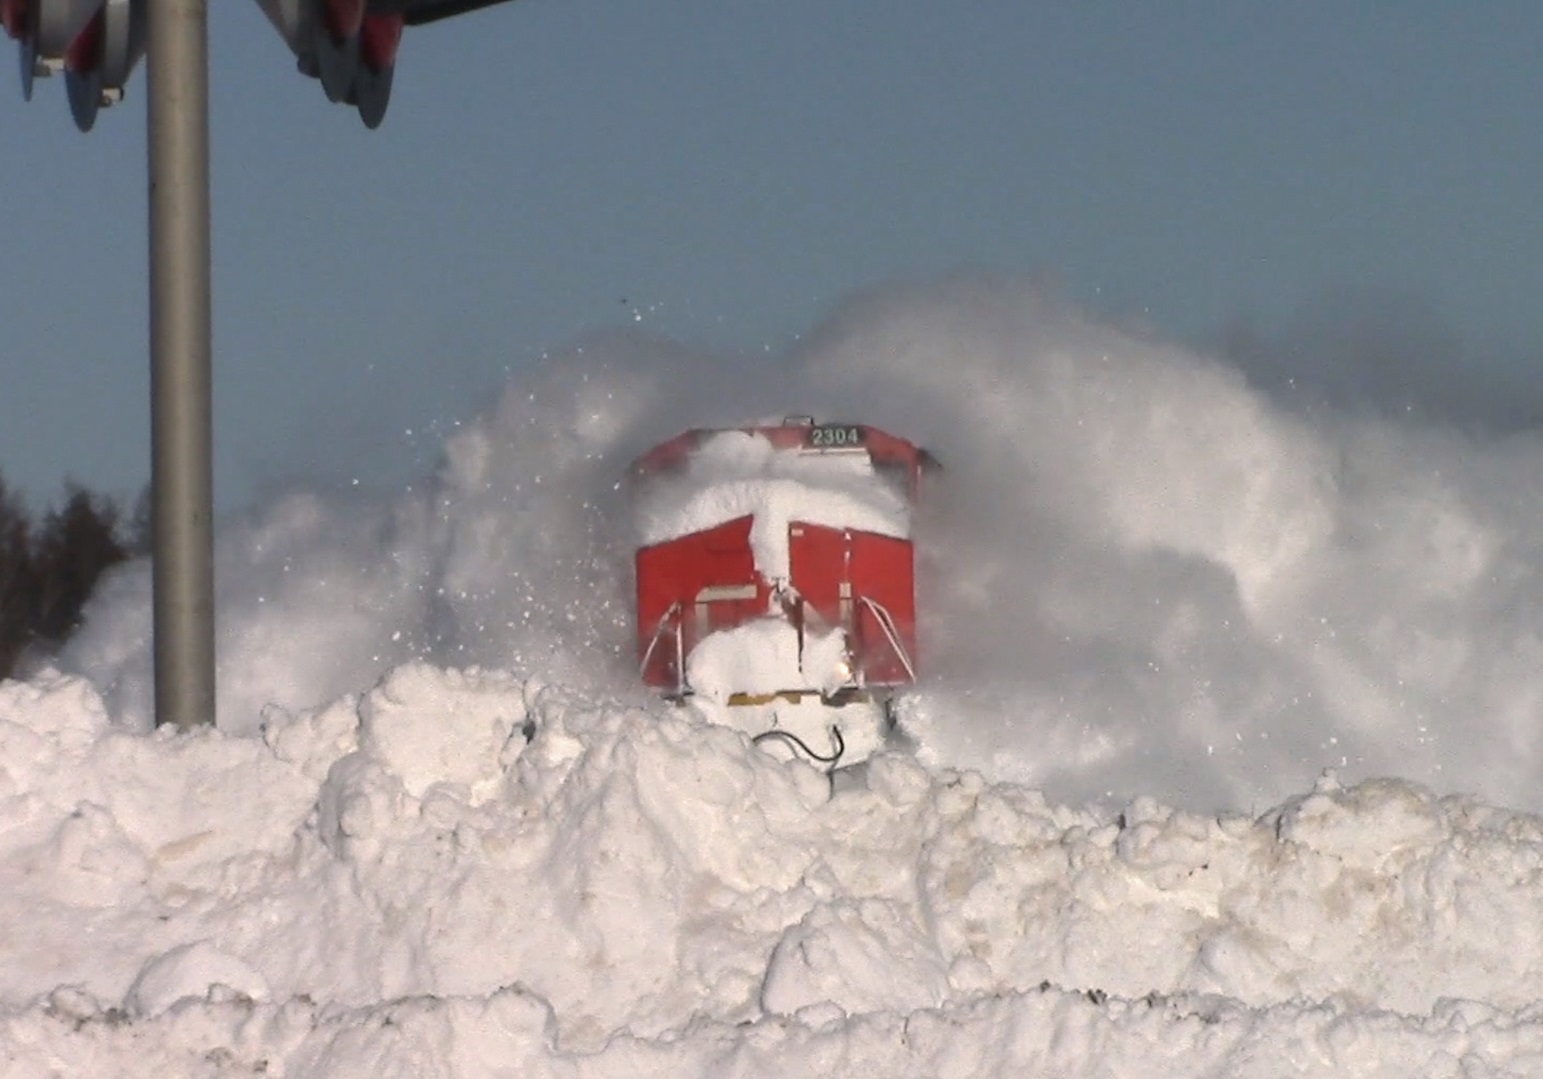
[629,416,933,771]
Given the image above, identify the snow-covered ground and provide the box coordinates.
[10,280,1543,1075]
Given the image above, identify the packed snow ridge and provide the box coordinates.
[6,664,1543,1077]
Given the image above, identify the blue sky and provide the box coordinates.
[3,2,1540,513]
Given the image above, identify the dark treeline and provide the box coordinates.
[0,473,144,680]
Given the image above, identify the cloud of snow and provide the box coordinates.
[788,278,1543,814]
[64,332,783,736]
[59,276,1543,818]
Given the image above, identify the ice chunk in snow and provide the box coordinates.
[125,941,270,1017]
[357,662,529,803]
[761,899,951,1016]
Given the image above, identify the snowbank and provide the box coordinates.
[5,665,1543,1075]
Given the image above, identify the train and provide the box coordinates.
[630,416,935,768]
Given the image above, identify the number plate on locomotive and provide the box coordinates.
[805,425,864,449]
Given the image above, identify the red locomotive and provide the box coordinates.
[631,416,933,766]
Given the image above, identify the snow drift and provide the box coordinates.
[5,664,1543,1076]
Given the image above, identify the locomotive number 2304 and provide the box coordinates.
[806,425,864,448]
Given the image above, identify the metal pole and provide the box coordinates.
[147,0,214,729]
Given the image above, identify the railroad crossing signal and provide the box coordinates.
[6,0,516,130]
